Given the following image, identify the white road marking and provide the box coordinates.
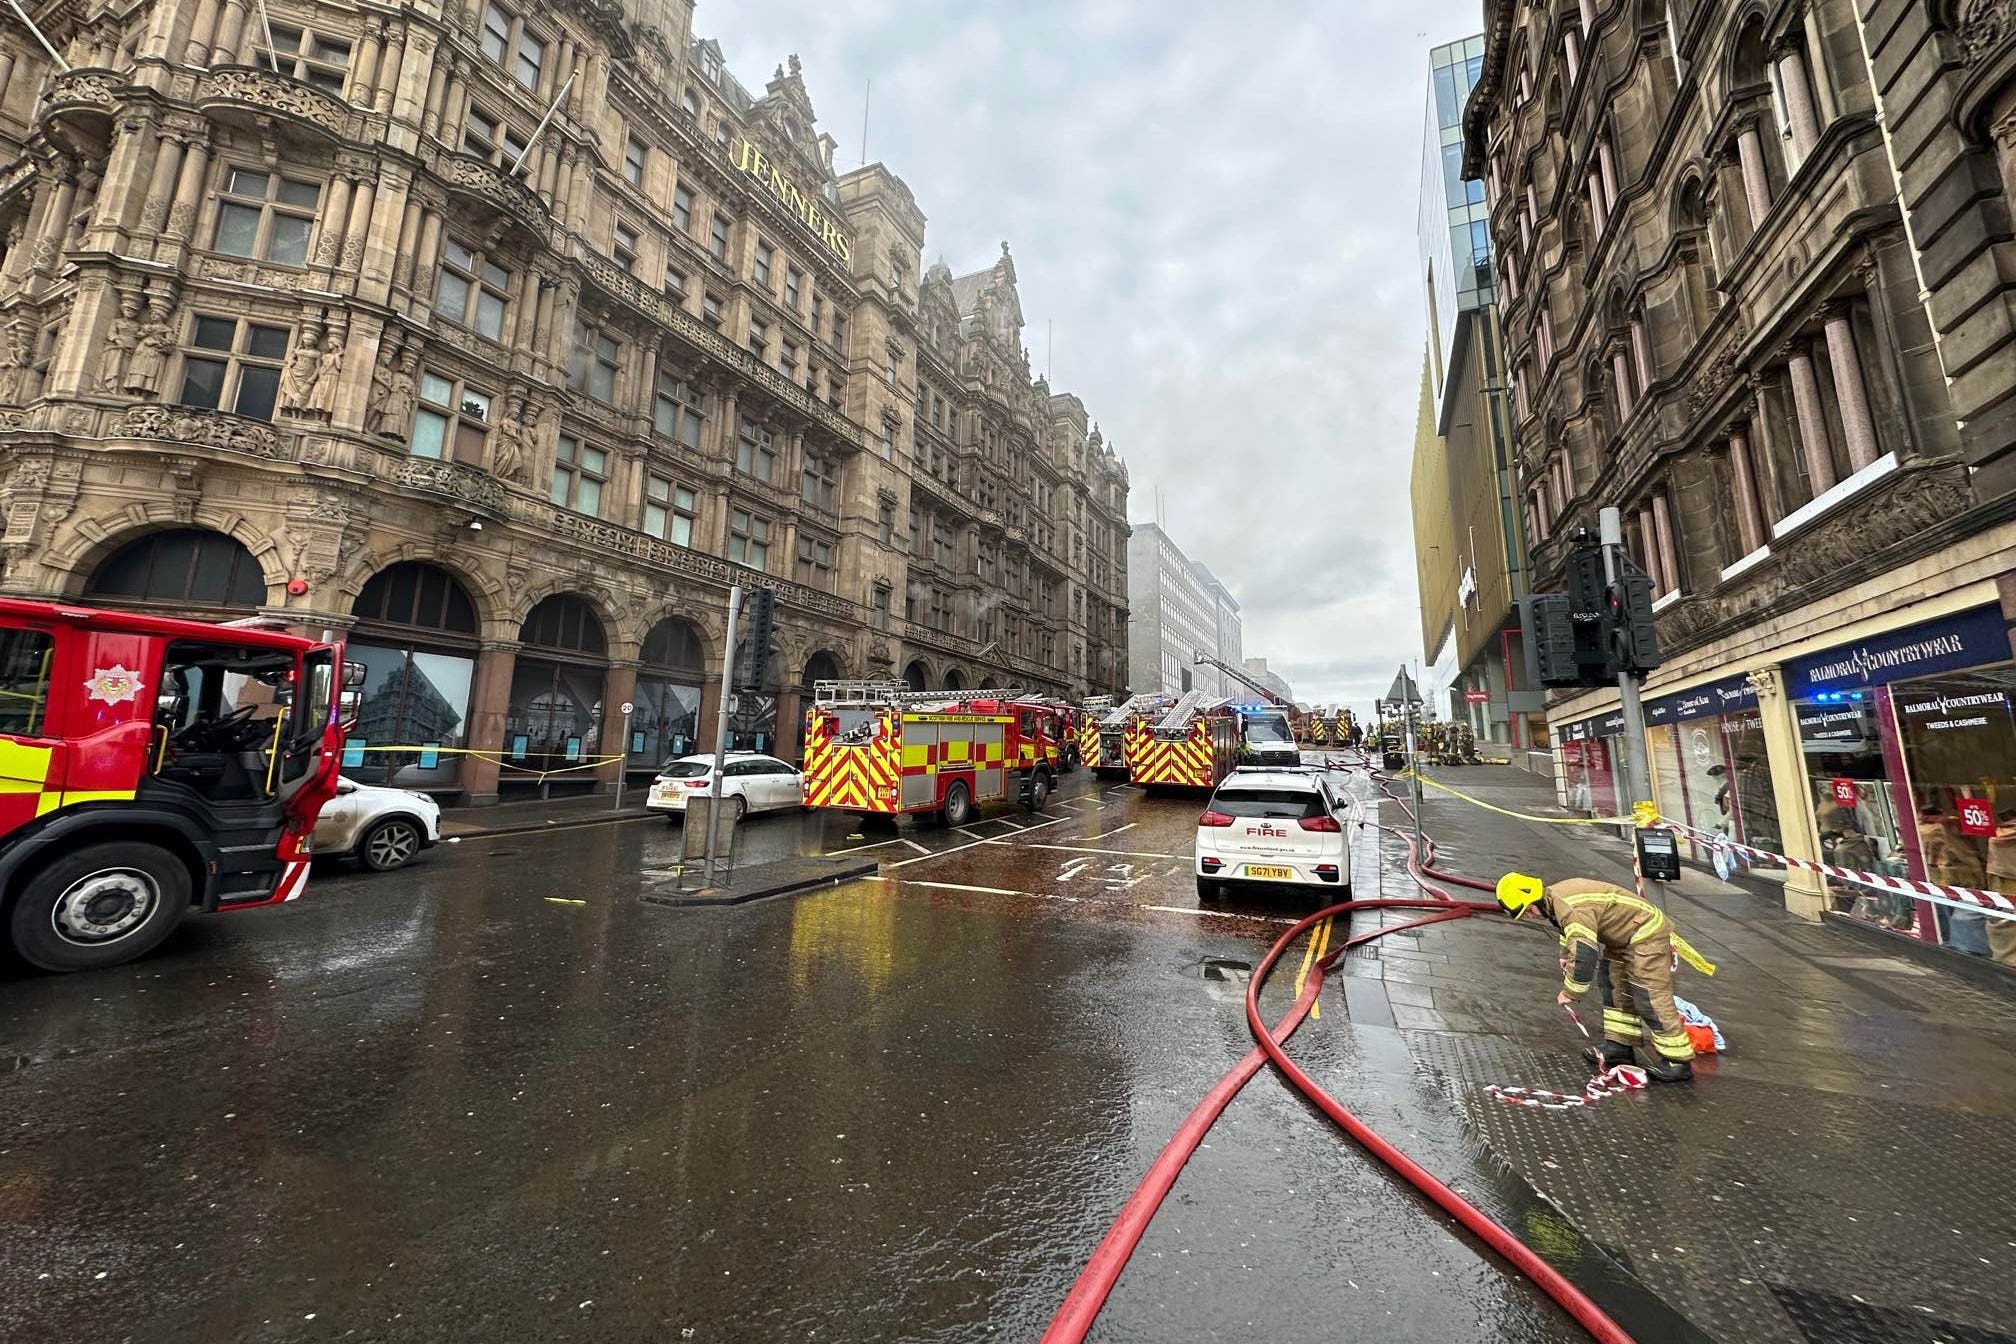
[1103,822,1139,836]
[1057,858,1094,883]
[885,814,1072,868]
[1137,904,1299,926]
[903,880,1024,896]
[821,837,908,857]
[901,838,931,854]
[1004,841,1189,860]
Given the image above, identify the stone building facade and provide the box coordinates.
[0,0,1129,802]
[1464,0,2016,963]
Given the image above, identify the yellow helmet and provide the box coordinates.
[1496,872,1545,917]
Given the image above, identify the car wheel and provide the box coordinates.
[1027,771,1051,813]
[359,816,424,872]
[732,794,748,821]
[9,841,191,972]
[943,782,974,828]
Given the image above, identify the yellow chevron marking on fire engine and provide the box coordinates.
[0,736,51,793]
[35,789,138,817]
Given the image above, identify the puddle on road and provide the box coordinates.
[1199,957,1253,983]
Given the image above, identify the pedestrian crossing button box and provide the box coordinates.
[1637,828,1681,882]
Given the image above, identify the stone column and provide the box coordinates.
[461,642,518,805]
[389,199,423,298]
[1586,170,1607,236]
[351,20,384,105]
[421,50,451,139]
[1564,26,1581,84]
[161,131,212,249]
[1611,349,1635,421]
[375,22,406,115]
[1776,44,1821,161]
[340,175,375,276]
[1786,343,1838,495]
[1729,429,1765,555]
[597,661,638,789]
[1597,140,1619,213]
[137,129,185,240]
[312,173,353,269]
[84,115,156,251]
[209,0,248,67]
[409,209,442,316]
[183,0,222,65]
[1636,505,1660,589]
[1822,306,1881,472]
[1746,666,1827,918]
[1652,492,1679,593]
[0,52,15,111]
[356,170,405,301]
[1735,123,1774,229]
[1630,317,1652,392]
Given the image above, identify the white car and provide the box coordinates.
[647,753,805,821]
[314,777,443,872]
[1195,767,1352,900]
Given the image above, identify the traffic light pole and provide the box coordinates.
[1598,507,1653,820]
[704,583,744,885]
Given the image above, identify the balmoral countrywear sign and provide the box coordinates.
[731,138,852,264]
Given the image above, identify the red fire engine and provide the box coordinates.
[802,683,1069,825]
[0,599,350,971]
[1085,693,1170,778]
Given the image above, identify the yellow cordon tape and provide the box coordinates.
[1401,770,1636,827]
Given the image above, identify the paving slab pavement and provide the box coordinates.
[1341,764,2016,1343]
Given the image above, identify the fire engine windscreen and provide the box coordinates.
[1210,787,1328,820]
[832,709,881,744]
[1243,712,1293,746]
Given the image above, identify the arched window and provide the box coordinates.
[346,562,483,789]
[801,650,840,689]
[87,528,265,609]
[903,660,928,692]
[520,593,606,655]
[943,668,965,692]
[632,616,708,772]
[354,562,477,634]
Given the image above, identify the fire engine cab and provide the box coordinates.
[0,599,349,971]
[802,682,1067,826]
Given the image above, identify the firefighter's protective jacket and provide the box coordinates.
[1541,879,1670,999]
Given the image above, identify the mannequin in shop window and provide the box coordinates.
[1919,805,1990,957]
[1816,788,1902,927]
[1983,811,2016,967]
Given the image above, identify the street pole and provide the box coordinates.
[1598,507,1654,820]
[613,702,633,812]
[704,585,744,885]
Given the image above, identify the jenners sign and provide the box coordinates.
[731,138,851,265]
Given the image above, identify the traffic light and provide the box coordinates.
[1565,543,1608,620]
[1521,594,1581,688]
[735,587,777,690]
[1607,569,1660,673]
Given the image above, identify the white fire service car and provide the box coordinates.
[1194,767,1353,900]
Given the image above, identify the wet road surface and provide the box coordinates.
[1,767,1653,1342]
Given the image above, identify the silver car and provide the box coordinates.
[313,777,443,872]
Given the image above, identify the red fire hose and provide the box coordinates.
[1040,756,1639,1344]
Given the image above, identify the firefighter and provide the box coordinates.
[1494,872,1714,1083]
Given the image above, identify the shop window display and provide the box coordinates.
[1797,691,1909,924]
[1893,666,2016,966]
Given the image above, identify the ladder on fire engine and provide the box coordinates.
[1099,692,1168,727]
[1155,688,1214,733]
[1192,653,1291,707]
[812,680,1034,709]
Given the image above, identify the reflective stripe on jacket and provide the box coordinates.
[1543,878,1667,998]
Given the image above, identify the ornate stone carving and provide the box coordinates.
[433,149,550,240]
[1765,468,1974,593]
[115,404,283,457]
[370,348,418,439]
[390,456,507,512]
[201,67,352,138]
[278,332,324,417]
[546,508,856,620]
[1959,0,2012,65]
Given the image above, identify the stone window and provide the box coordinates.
[644,475,696,545]
[260,23,351,96]
[713,120,730,150]
[709,213,731,261]
[778,338,798,380]
[435,238,511,341]
[681,87,701,118]
[830,309,846,353]
[794,536,834,589]
[551,435,607,516]
[480,2,544,91]
[211,168,319,267]
[810,291,824,334]
[745,315,768,360]
[800,450,838,512]
[177,315,289,421]
[462,107,527,166]
[884,343,898,385]
[735,417,777,482]
[728,508,771,569]
[410,370,492,463]
[612,221,638,274]
[703,292,723,329]
[754,239,774,286]
[784,266,803,310]
[672,184,694,234]
[568,320,620,403]
[877,414,895,461]
[623,134,648,187]
[663,263,687,303]
[653,373,704,448]
[870,583,890,630]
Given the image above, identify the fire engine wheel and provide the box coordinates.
[10,842,191,973]
[1027,771,1052,813]
[941,782,975,829]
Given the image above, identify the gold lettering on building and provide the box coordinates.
[732,138,853,265]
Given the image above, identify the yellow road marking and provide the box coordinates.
[1311,915,1333,1018]
[1294,914,1331,1019]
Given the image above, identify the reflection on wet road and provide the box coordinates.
[0,768,1600,1342]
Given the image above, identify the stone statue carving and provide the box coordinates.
[307,334,343,417]
[368,350,415,439]
[0,327,25,406]
[491,400,529,483]
[278,331,321,416]
[102,294,141,393]
[123,307,171,396]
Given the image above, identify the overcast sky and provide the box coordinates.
[701,0,1485,713]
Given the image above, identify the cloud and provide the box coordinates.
[698,0,1480,710]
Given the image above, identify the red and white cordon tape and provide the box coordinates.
[1484,1006,1649,1109]
[1660,817,2016,921]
